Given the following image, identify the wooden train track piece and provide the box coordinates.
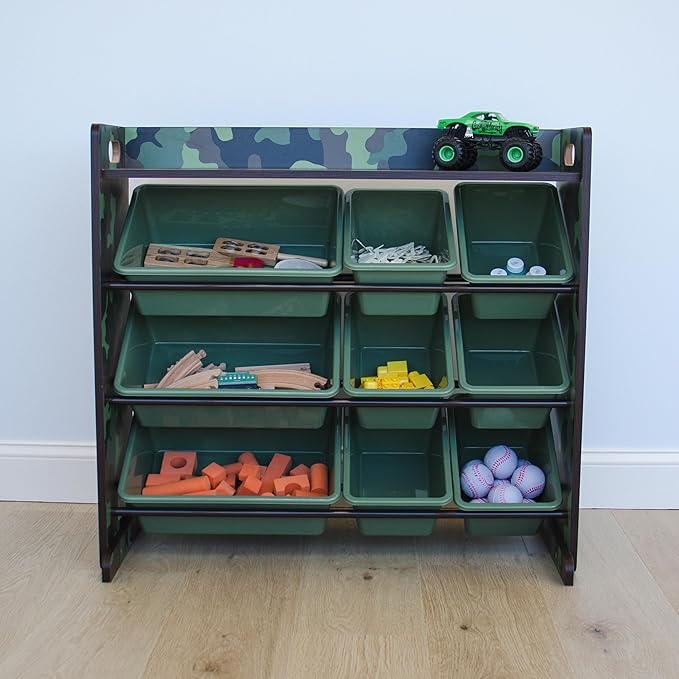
[254,370,328,391]
[234,362,311,373]
[157,349,207,388]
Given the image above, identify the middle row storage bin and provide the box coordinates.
[114,293,570,430]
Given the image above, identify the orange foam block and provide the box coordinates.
[291,489,315,497]
[223,462,243,475]
[289,464,310,478]
[238,452,259,466]
[236,475,262,496]
[260,453,293,493]
[310,463,329,496]
[185,489,217,496]
[215,481,236,496]
[261,492,274,497]
[274,475,310,496]
[225,472,237,488]
[201,462,226,489]
[160,451,197,477]
[239,463,264,481]
[145,472,183,487]
[142,476,210,496]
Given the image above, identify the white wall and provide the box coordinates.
[1,0,678,505]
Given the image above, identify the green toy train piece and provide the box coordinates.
[433,112,543,172]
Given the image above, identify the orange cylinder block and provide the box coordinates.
[142,475,211,496]
[310,463,329,496]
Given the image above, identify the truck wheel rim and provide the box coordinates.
[438,145,455,162]
[507,146,524,163]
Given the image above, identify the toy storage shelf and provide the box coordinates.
[92,124,590,586]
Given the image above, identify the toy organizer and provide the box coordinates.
[92,124,590,584]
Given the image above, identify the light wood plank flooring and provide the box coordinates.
[1,503,678,679]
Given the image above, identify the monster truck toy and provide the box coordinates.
[432,112,542,171]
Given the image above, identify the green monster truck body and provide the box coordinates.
[433,112,543,171]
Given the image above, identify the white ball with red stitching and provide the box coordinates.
[460,463,494,499]
[487,484,523,503]
[511,464,546,499]
[484,445,518,480]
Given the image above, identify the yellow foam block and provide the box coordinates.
[387,360,408,375]
[362,379,380,389]
[380,377,402,389]
[400,382,415,389]
[361,376,378,387]
[409,371,434,389]
[377,365,388,377]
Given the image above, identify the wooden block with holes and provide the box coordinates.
[144,244,234,269]
[213,237,279,266]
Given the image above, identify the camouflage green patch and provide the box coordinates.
[255,128,291,145]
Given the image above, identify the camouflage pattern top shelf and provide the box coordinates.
[120,127,582,172]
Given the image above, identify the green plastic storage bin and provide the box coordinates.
[344,189,456,315]
[114,297,340,428]
[343,294,455,429]
[118,414,341,535]
[453,294,569,396]
[455,183,574,319]
[113,185,343,316]
[344,411,453,536]
[450,409,562,536]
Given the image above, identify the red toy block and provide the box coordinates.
[239,463,263,481]
[201,462,227,489]
[145,472,183,487]
[274,475,310,496]
[289,464,310,478]
[238,452,259,466]
[215,481,236,496]
[160,451,197,477]
[236,476,262,496]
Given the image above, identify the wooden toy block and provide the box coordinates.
[289,464,310,478]
[274,475,311,496]
[201,462,227,489]
[239,452,259,465]
[234,362,311,373]
[254,370,328,391]
[142,476,210,496]
[160,451,197,477]
[260,453,293,493]
[223,462,243,475]
[236,476,262,496]
[310,463,329,496]
[145,244,234,269]
[215,481,236,496]
[144,472,184,487]
[239,463,263,481]
[185,489,218,496]
[213,237,280,266]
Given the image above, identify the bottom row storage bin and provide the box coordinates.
[118,413,341,535]
[343,411,453,536]
[450,409,563,536]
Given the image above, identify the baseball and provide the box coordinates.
[516,458,530,469]
[462,458,483,471]
[511,464,546,499]
[522,498,535,503]
[484,445,518,479]
[469,498,488,503]
[460,463,494,499]
[492,479,511,487]
[487,484,523,503]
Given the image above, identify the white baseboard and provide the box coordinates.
[1,443,678,508]
[0,442,97,503]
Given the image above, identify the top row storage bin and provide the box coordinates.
[113,183,573,317]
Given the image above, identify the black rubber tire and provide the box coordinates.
[504,126,531,139]
[528,141,543,170]
[460,141,478,169]
[500,138,537,172]
[432,136,467,170]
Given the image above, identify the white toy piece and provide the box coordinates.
[487,484,523,503]
[522,498,535,503]
[484,445,518,480]
[462,458,483,471]
[511,464,546,499]
[460,463,494,499]
[470,498,488,504]
[492,479,511,487]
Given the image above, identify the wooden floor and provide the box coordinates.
[1,504,679,679]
